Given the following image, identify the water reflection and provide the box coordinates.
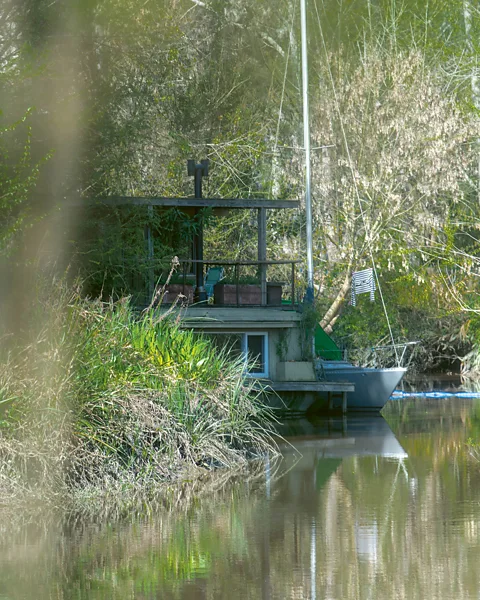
[278,415,408,458]
[275,416,408,598]
[2,401,480,599]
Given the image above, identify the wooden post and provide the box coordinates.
[342,391,347,414]
[291,262,295,306]
[235,263,240,307]
[188,160,209,303]
[194,208,205,302]
[258,208,267,306]
[145,205,154,301]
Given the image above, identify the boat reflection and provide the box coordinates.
[270,416,407,510]
[278,415,408,460]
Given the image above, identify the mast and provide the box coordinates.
[300,0,314,302]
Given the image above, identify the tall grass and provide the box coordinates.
[0,278,277,510]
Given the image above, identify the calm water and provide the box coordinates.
[3,398,480,599]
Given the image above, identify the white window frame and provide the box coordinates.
[242,332,269,378]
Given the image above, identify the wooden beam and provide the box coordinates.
[268,381,354,393]
[69,196,300,210]
[185,259,301,265]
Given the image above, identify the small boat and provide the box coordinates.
[314,327,416,410]
[318,360,406,410]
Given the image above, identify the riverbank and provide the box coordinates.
[0,279,277,512]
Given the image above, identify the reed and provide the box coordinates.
[0,278,277,510]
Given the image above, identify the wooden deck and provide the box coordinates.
[267,380,355,414]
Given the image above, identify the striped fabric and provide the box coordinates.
[350,268,375,306]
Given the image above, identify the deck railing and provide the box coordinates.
[165,259,302,307]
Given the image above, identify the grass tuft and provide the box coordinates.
[0,277,277,511]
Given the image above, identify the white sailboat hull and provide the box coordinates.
[319,361,406,409]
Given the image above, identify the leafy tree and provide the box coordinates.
[306,48,478,330]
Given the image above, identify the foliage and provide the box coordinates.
[457,314,480,378]
[0,110,51,255]
[275,330,290,362]
[298,301,322,360]
[219,275,261,285]
[331,272,472,373]
[73,206,199,302]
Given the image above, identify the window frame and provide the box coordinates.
[242,332,269,378]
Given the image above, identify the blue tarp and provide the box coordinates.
[391,390,480,399]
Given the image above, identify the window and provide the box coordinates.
[204,333,243,359]
[242,333,269,378]
[201,332,269,378]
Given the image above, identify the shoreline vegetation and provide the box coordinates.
[0,276,278,513]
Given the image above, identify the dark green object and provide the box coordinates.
[314,326,343,361]
[315,458,342,490]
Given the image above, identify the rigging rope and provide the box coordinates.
[313,0,400,365]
